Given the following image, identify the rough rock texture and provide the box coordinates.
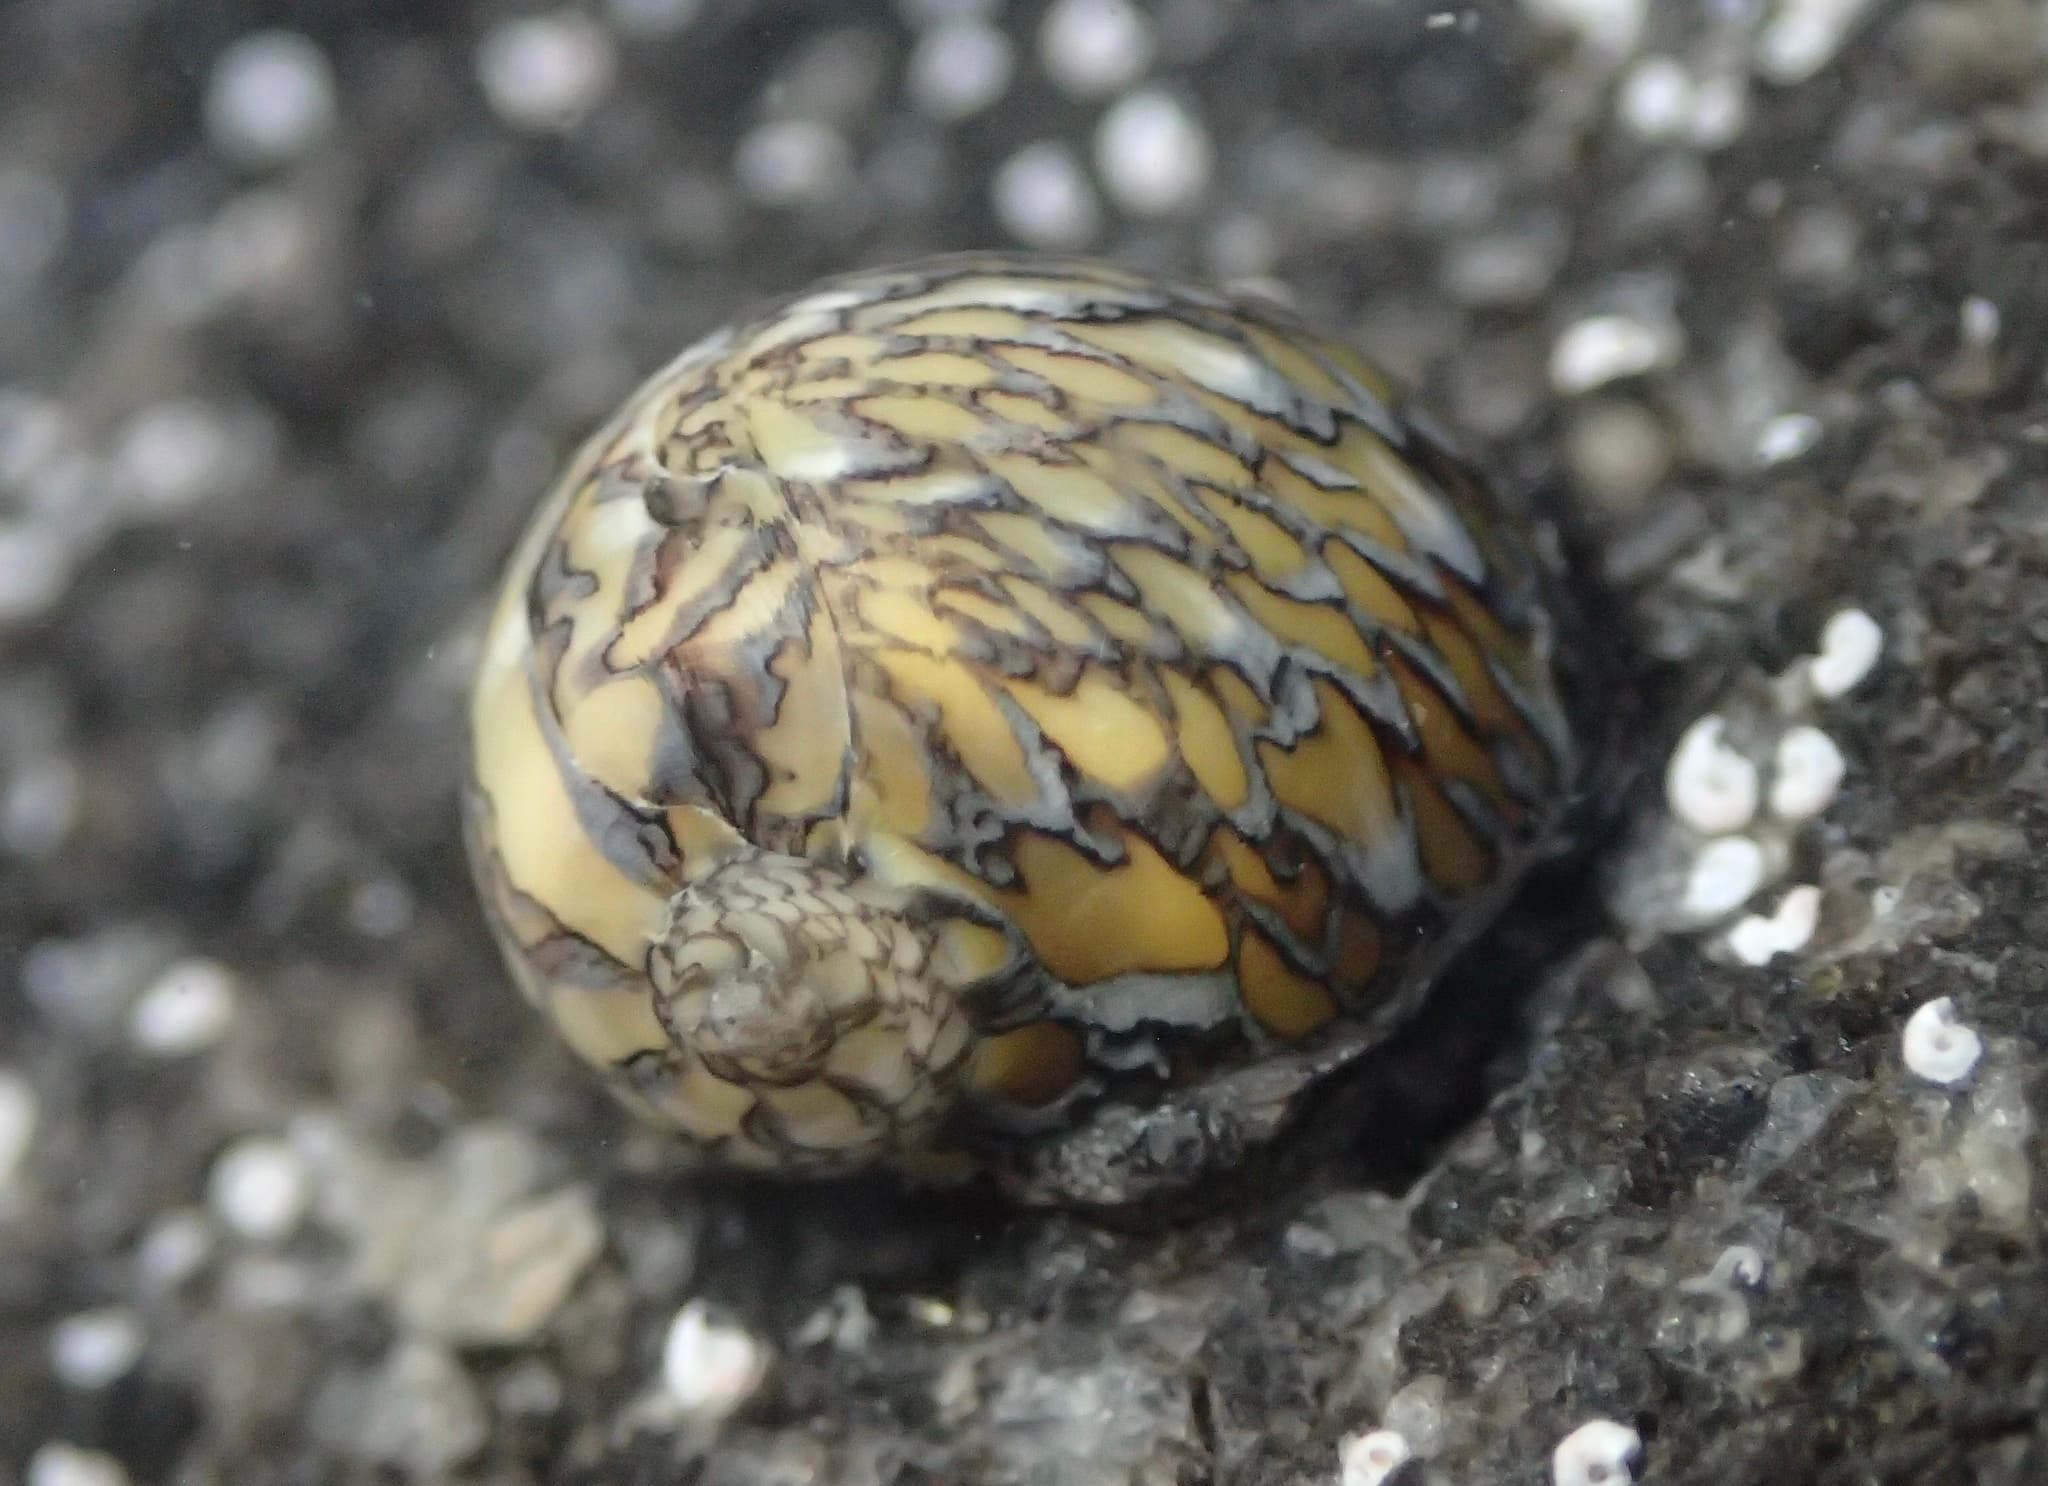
[2,1,2045,1483]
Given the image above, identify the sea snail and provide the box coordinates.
[463,253,1577,1206]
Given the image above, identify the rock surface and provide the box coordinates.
[2,1,2045,1483]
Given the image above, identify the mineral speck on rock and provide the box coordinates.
[414,1185,605,1342]
[203,31,337,168]
[317,1121,605,1346]
[1754,410,1823,466]
[312,1340,490,1479]
[0,1069,37,1194]
[605,0,703,39]
[906,17,1016,120]
[987,1358,1203,1485]
[475,12,618,134]
[25,1443,130,1486]
[732,120,856,208]
[208,1137,311,1244]
[128,957,239,1056]
[1549,312,1683,394]
[661,1300,772,1422]
[1094,89,1213,217]
[134,1209,216,1295]
[991,141,1104,249]
[48,1308,147,1392]
[1040,0,1156,97]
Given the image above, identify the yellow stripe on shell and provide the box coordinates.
[1105,420,1252,496]
[1394,754,1495,897]
[1237,927,1339,1041]
[470,602,669,967]
[977,389,1077,435]
[1159,671,1249,811]
[1112,545,1246,655]
[1323,539,1425,636]
[1385,649,1512,818]
[1256,678,1400,851]
[543,981,669,1072]
[968,1021,1085,1107]
[974,510,1092,583]
[1198,490,1312,579]
[997,575,1100,649]
[1210,828,1330,943]
[1073,593,1160,651]
[993,343,1161,409]
[751,606,853,821]
[1001,823,1229,985]
[987,453,1141,534]
[604,524,759,672]
[1258,455,1414,553]
[902,823,1230,988]
[865,648,1040,809]
[873,350,1004,388]
[557,673,669,809]
[1000,667,1171,795]
[935,584,1041,641]
[857,392,989,446]
[846,687,936,838]
[889,306,1032,341]
[1225,575,1380,681]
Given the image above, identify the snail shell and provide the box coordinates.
[463,253,1576,1202]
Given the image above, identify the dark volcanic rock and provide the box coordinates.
[2,2,2045,1484]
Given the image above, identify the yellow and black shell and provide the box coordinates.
[463,253,1576,1205]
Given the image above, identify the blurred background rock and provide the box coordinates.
[2,1,2045,1483]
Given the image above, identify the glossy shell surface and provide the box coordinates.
[464,253,1575,1197]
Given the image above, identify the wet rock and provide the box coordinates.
[6,1,2046,1481]
[311,1340,489,1479]
[317,1121,605,1346]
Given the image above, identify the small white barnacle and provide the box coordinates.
[1768,726,1844,821]
[1901,996,1982,1086]
[1666,714,1759,835]
[1552,1417,1643,1486]
[1728,884,1821,966]
[1808,608,1882,699]
[1338,1428,1413,1486]
[661,1301,770,1421]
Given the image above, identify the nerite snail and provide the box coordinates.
[463,254,1577,1207]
